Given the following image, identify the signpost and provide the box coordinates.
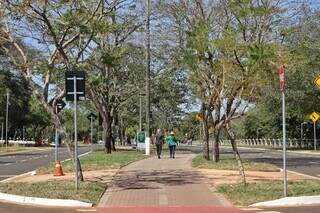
[65,72,85,190]
[278,65,287,197]
[310,112,319,151]
[87,113,97,152]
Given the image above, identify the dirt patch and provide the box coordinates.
[199,169,315,186]
[9,169,118,184]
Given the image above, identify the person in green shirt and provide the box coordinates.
[166,131,177,159]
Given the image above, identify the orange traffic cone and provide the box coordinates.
[54,160,64,176]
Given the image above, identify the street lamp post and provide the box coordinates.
[5,90,9,152]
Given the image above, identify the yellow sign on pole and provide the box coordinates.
[310,112,320,123]
[314,77,320,88]
[195,114,202,122]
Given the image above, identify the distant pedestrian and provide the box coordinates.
[166,131,177,159]
[155,129,165,159]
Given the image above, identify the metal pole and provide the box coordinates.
[282,91,287,197]
[139,94,142,131]
[1,122,3,143]
[5,90,9,152]
[73,77,79,190]
[90,116,93,152]
[300,123,303,147]
[314,121,317,151]
[22,126,25,141]
[55,106,58,162]
[145,0,150,138]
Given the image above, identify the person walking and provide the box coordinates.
[155,128,164,159]
[166,131,177,159]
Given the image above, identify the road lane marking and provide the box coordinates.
[240,208,262,211]
[309,161,320,164]
[76,209,96,212]
[260,211,282,213]
[4,163,12,166]
[21,159,27,162]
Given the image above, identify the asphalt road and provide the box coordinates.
[226,146,320,178]
[0,145,92,181]
[184,144,320,178]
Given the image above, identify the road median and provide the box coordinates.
[192,154,320,207]
[0,149,148,206]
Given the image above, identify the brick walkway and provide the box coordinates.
[97,152,251,213]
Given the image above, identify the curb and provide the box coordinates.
[229,145,320,156]
[249,195,320,207]
[0,192,92,207]
[0,171,36,183]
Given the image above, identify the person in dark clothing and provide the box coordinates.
[155,128,164,159]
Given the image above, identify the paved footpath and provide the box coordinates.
[98,152,251,213]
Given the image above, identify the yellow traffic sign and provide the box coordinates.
[314,76,320,88]
[310,112,320,123]
[195,114,202,121]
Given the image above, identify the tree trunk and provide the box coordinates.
[226,124,246,185]
[212,130,220,162]
[201,104,210,160]
[103,120,112,154]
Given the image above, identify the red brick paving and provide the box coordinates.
[97,206,252,213]
[98,153,248,213]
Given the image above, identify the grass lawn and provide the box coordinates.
[37,150,147,174]
[192,155,279,172]
[0,181,105,204]
[217,180,320,206]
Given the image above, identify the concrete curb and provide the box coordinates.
[0,171,36,183]
[225,145,320,156]
[0,192,92,207]
[249,195,320,207]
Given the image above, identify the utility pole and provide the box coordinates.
[5,90,9,152]
[145,0,151,138]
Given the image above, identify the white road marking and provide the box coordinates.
[21,159,27,162]
[309,161,320,164]
[240,208,263,211]
[4,163,12,166]
[259,211,282,213]
[76,209,96,212]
